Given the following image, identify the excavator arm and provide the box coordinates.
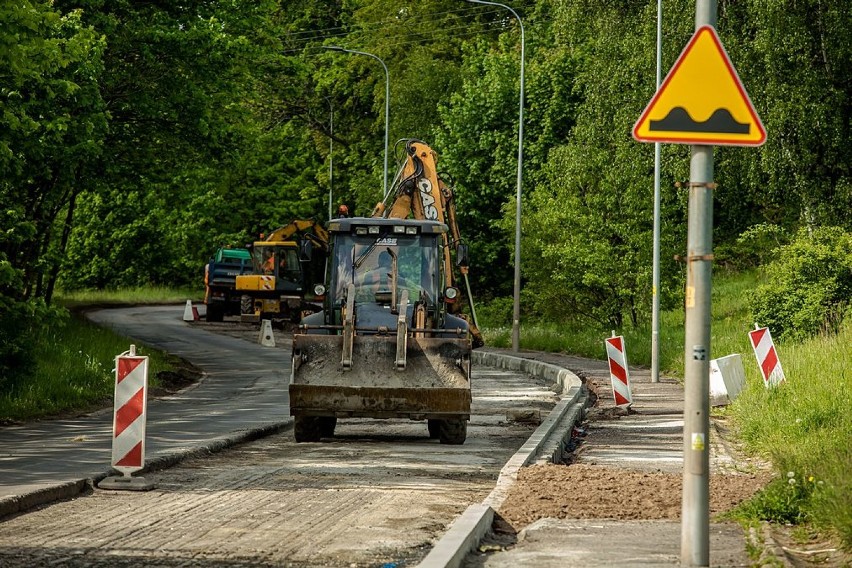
[264,219,330,252]
[376,140,481,343]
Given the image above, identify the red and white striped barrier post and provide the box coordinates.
[748,325,786,388]
[605,333,633,407]
[98,345,155,491]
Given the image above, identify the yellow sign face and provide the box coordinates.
[633,26,766,146]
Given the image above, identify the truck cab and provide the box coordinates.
[204,247,253,322]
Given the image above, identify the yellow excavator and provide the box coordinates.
[235,219,329,323]
[289,140,481,444]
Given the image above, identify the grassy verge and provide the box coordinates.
[0,287,199,423]
[480,269,851,549]
[58,285,201,307]
[725,323,852,547]
[482,270,762,376]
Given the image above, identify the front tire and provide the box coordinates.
[437,419,467,445]
[293,416,322,443]
[318,417,337,438]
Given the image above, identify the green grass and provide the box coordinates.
[0,291,189,422]
[727,323,852,546]
[481,268,851,549]
[57,285,201,307]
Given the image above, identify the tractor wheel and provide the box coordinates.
[437,419,467,445]
[205,303,223,322]
[293,416,322,443]
[240,294,253,316]
[318,417,337,438]
[427,419,440,439]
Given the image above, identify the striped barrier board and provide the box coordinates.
[98,345,155,490]
[749,326,785,388]
[605,335,633,407]
[111,347,149,474]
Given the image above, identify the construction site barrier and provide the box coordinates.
[605,334,633,407]
[749,326,785,388]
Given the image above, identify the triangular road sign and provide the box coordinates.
[633,26,766,146]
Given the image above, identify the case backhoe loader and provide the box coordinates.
[290,141,481,444]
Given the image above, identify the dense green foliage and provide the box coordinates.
[750,227,852,340]
[1,2,849,382]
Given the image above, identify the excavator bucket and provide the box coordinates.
[290,334,471,419]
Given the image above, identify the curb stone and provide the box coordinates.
[417,350,586,568]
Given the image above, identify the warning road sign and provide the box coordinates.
[633,26,766,146]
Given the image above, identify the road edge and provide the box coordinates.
[0,420,292,520]
[417,350,587,568]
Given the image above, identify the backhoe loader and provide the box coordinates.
[290,141,481,444]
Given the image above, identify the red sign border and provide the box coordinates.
[632,25,766,147]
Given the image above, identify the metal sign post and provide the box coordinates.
[681,4,716,564]
[633,0,766,563]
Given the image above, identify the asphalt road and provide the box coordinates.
[0,305,560,567]
[0,305,291,500]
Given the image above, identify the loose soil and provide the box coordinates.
[499,462,772,528]
[492,376,850,568]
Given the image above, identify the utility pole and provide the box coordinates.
[635,2,763,565]
[681,0,716,565]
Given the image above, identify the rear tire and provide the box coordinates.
[206,303,224,322]
[427,419,440,439]
[437,419,467,445]
[293,416,322,443]
[318,417,337,438]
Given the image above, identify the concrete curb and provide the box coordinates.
[417,350,587,568]
[0,420,293,520]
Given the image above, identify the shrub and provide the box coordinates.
[749,226,852,340]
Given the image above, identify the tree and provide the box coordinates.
[0,1,105,385]
[520,0,690,327]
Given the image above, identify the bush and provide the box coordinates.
[749,226,852,340]
[718,223,788,270]
[476,296,515,328]
[0,295,60,393]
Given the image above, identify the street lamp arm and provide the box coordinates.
[322,46,390,199]
[463,0,524,37]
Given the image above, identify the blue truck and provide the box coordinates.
[203,247,253,322]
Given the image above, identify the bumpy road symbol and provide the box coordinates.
[633,26,765,146]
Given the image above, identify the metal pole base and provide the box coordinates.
[98,475,156,491]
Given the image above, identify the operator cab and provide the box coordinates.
[251,244,301,285]
[306,217,465,335]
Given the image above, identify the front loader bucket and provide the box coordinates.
[290,334,471,419]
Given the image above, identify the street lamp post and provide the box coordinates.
[325,98,334,221]
[464,0,525,353]
[323,46,390,199]
[651,0,663,383]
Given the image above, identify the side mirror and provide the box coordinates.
[456,243,469,268]
[300,240,314,262]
